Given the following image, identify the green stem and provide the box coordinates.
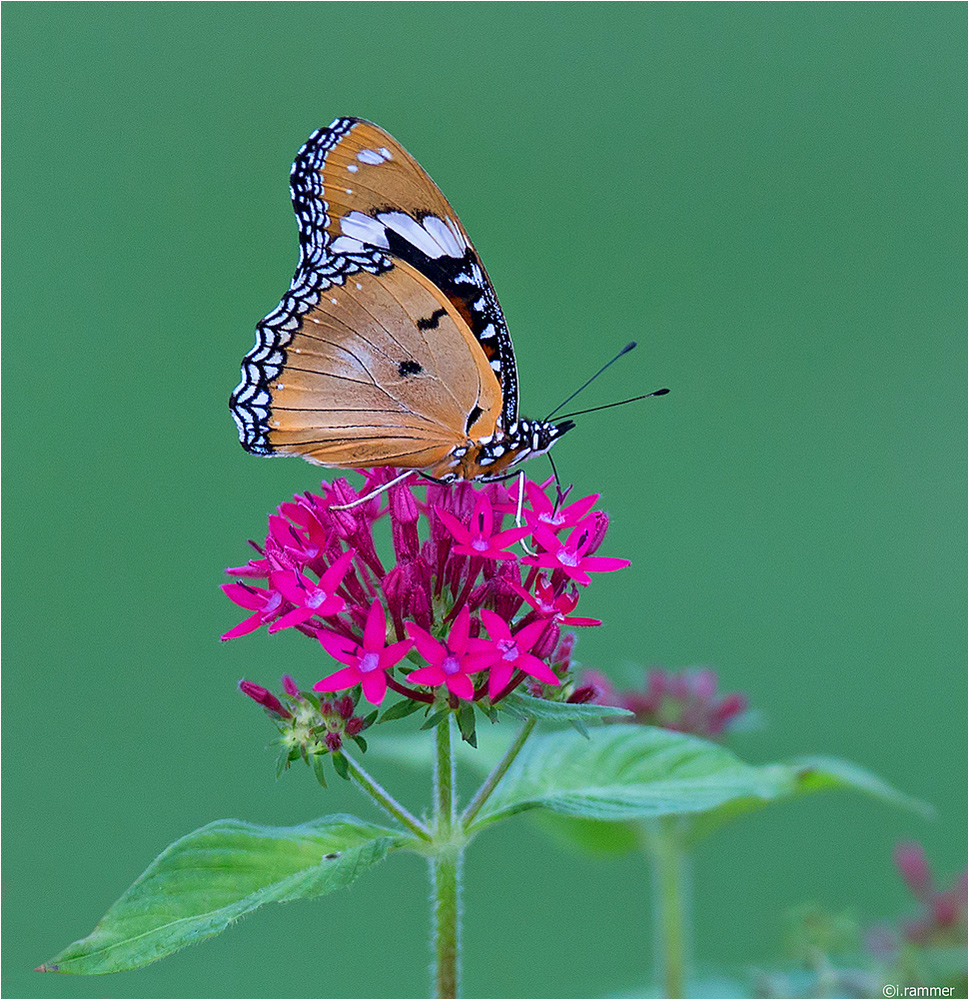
[642,817,691,999]
[343,754,430,841]
[431,715,461,999]
[461,717,536,830]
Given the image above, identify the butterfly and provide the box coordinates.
[230,117,573,483]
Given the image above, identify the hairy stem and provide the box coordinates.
[643,817,691,999]
[343,754,430,841]
[461,718,536,829]
[431,716,461,999]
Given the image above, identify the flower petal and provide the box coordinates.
[360,669,388,705]
[406,622,444,666]
[362,599,386,649]
[446,672,475,701]
[313,665,363,693]
[407,664,446,687]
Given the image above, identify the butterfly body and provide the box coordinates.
[231,117,572,481]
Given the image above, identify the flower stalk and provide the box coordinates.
[461,717,537,830]
[342,753,430,842]
[432,715,461,999]
[642,817,692,1000]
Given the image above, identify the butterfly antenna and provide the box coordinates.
[547,453,573,518]
[545,341,638,421]
[555,387,669,420]
[329,469,417,510]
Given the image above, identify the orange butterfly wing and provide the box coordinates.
[231,118,571,481]
[266,260,502,475]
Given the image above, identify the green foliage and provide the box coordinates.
[500,691,633,722]
[467,726,926,834]
[40,816,401,975]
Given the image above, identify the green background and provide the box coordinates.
[4,3,965,997]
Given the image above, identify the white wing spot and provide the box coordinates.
[330,297,338,305]
[355,282,363,290]
[341,211,390,249]
[422,215,465,257]
[357,147,392,165]
[347,163,359,173]
[490,360,501,370]
[480,324,496,339]
[330,236,366,254]
[378,211,448,258]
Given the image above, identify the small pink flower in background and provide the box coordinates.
[314,600,413,705]
[585,666,748,739]
[267,549,356,633]
[436,494,530,562]
[893,842,967,947]
[525,515,630,586]
[477,609,560,699]
[895,841,934,901]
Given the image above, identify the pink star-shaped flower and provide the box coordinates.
[269,503,330,564]
[477,608,560,699]
[435,494,530,562]
[405,606,491,701]
[313,600,413,705]
[521,481,600,534]
[221,582,286,640]
[524,517,630,586]
[510,576,602,627]
[267,548,356,633]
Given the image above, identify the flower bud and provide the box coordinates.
[238,680,291,718]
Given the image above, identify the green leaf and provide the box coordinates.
[533,811,641,856]
[331,752,350,781]
[311,753,328,788]
[469,726,929,833]
[500,692,633,723]
[350,734,368,754]
[377,698,423,724]
[457,702,477,747]
[785,755,935,818]
[419,709,449,731]
[39,816,402,975]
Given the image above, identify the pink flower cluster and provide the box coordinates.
[583,667,748,738]
[225,471,628,709]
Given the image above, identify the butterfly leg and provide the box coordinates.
[329,469,418,510]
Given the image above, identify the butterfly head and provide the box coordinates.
[430,417,575,483]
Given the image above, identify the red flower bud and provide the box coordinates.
[238,680,291,718]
